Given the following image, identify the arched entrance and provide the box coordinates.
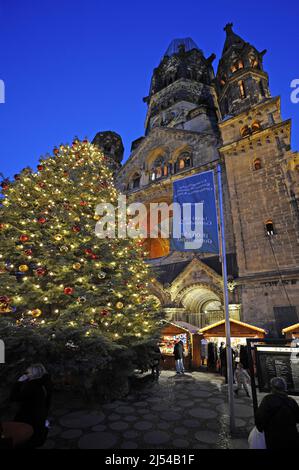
[173,283,223,328]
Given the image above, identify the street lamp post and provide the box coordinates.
[217,163,236,433]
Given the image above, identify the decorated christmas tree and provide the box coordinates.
[0,139,163,398]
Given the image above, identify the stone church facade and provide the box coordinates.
[93,25,299,336]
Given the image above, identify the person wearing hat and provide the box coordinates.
[255,377,299,449]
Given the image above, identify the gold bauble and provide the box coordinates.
[31,309,42,318]
[73,263,81,270]
[54,234,62,241]
[19,265,29,272]
[116,302,124,309]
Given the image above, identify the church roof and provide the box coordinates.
[222,23,246,56]
[164,38,202,57]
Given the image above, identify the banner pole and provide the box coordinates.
[216,163,236,434]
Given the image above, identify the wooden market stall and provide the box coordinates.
[199,318,266,340]
[282,323,299,339]
[160,321,202,370]
[199,319,266,371]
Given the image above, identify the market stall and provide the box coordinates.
[282,323,299,339]
[160,321,201,370]
[199,319,266,370]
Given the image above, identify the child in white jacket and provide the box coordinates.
[234,362,251,397]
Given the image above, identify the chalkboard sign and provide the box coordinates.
[255,346,299,395]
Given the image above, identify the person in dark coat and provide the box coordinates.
[255,377,299,450]
[10,363,52,448]
[173,339,185,374]
[151,344,164,379]
[220,346,236,384]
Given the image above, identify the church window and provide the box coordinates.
[259,80,266,97]
[249,55,259,68]
[151,156,168,182]
[132,173,141,189]
[265,219,275,236]
[252,121,261,133]
[238,80,246,99]
[175,152,193,173]
[253,158,262,170]
[231,60,244,73]
[240,125,250,137]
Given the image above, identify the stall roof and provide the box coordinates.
[199,318,266,336]
[282,323,299,334]
[163,320,199,334]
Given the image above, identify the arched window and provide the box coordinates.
[151,156,168,182]
[132,173,141,189]
[265,219,275,236]
[174,152,193,173]
[240,125,251,137]
[253,158,262,171]
[249,55,259,68]
[238,80,246,99]
[252,121,262,133]
[231,60,244,73]
[259,80,266,97]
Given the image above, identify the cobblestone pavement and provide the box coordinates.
[41,371,257,449]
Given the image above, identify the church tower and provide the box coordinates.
[216,23,270,118]
[217,24,299,334]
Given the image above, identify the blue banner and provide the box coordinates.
[171,171,219,253]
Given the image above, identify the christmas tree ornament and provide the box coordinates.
[37,217,47,224]
[31,309,42,318]
[72,225,81,233]
[54,148,59,155]
[0,296,11,304]
[19,234,29,242]
[98,271,106,279]
[84,248,93,255]
[54,234,63,241]
[77,296,86,303]
[100,309,109,316]
[20,201,28,207]
[116,302,124,309]
[19,264,29,272]
[1,182,9,191]
[35,267,47,277]
[60,246,69,252]
[24,249,33,256]
[64,287,74,295]
[37,165,44,171]
[73,263,81,270]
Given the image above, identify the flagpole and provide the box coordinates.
[216,163,236,433]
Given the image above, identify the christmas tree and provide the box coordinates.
[0,139,163,399]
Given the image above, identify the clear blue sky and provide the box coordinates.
[0,0,298,177]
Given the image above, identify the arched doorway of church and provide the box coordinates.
[174,284,223,328]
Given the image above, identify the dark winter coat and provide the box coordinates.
[173,342,184,360]
[11,374,52,447]
[255,392,299,450]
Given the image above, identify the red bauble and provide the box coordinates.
[20,234,29,242]
[64,287,74,295]
[37,165,44,171]
[38,217,47,224]
[35,267,47,277]
[53,148,59,155]
[72,225,81,233]
[0,296,10,304]
[38,182,46,188]
[84,248,93,255]
[80,201,87,206]
[1,183,9,191]
[100,309,109,317]
[24,249,33,256]
[91,254,98,260]
[0,223,5,230]
[83,139,88,144]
